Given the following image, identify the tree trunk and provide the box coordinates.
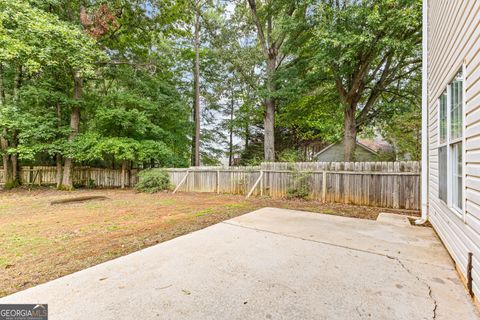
[192,1,201,167]
[244,124,250,150]
[264,98,275,162]
[190,119,196,166]
[6,66,23,187]
[1,64,8,183]
[61,71,82,189]
[0,66,11,186]
[11,153,18,184]
[56,154,63,188]
[0,138,14,187]
[1,129,12,186]
[55,103,63,187]
[264,57,276,162]
[343,105,357,162]
[11,130,20,185]
[2,155,12,185]
[228,93,234,166]
[246,0,284,162]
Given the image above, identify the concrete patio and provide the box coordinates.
[1,208,478,319]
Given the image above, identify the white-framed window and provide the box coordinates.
[438,69,463,215]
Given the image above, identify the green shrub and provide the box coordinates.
[73,179,96,189]
[278,149,305,162]
[286,172,311,200]
[86,179,96,189]
[3,180,20,190]
[135,169,171,193]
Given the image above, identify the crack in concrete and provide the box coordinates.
[223,221,440,319]
[222,221,452,270]
[388,255,438,320]
[222,221,396,259]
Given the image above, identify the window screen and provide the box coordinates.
[450,71,463,140]
[439,146,447,203]
[451,142,463,210]
[439,91,447,144]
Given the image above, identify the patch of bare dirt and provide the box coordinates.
[0,188,420,297]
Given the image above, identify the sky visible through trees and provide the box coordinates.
[0,0,422,188]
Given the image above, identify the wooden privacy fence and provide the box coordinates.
[0,166,140,188]
[168,166,262,195]
[167,161,421,210]
[0,161,420,210]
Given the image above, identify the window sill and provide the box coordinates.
[450,205,463,219]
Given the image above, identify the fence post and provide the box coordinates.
[88,169,92,187]
[260,170,263,196]
[121,161,126,189]
[216,170,220,194]
[322,171,327,203]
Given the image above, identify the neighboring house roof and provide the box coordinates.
[357,138,394,153]
[313,136,394,158]
[313,141,378,159]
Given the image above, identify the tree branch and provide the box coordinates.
[246,0,269,59]
[272,3,296,52]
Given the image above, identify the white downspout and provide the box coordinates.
[416,0,429,225]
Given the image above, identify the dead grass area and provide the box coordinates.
[0,187,419,297]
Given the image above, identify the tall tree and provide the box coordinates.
[245,0,307,161]
[61,70,83,188]
[302,0,422,161]
[0,0,99,188]
[192,0,202,166]
[1,0,192,189]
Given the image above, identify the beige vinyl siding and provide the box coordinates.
[428,0,480,296]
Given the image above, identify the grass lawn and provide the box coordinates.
[0,188,419,297]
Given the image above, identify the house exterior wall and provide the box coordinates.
[427,0,480,296]
[316,143,378,162]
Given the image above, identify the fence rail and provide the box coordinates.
[0,161,420,210]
